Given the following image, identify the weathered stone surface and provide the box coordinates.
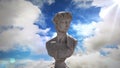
[46,11,77,68]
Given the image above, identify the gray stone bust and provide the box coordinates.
[46,11,77,68]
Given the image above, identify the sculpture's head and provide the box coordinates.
[53,11,72,33]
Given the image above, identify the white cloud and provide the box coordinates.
[47,0,55,5]
[30,0,55,7]
[92,0,120,7]
[92,0,114,7]
[51,32,57,38]
[69,0,120,67]
[83,0,120,51]
[72,0,93,8]
[66,52,120,68]
[0,52,120,68]
[15,60,53,68]
[39,28,51,35]
[72,22,96,37]
[108,48,120,61]
[0,59,54,68]
[36,13,47,28]
[102,46,120,61]
[0,0,51,54]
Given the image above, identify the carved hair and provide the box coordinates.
[53,11,72,24]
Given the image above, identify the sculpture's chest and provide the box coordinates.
[47,40,73,59]
[55,42,67,49]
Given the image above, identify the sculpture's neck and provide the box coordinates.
[57,32,67,43]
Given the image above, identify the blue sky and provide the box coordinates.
[0,0,120,68]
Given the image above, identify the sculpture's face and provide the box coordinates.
[56,19,70,33]
[53,12,72,33]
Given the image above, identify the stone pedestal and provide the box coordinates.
[55,59,66,68]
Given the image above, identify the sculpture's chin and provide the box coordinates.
[58,29,68,33]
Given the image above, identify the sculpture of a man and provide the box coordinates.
[46,11,77,68]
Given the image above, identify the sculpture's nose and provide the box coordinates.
[64,21,68,27]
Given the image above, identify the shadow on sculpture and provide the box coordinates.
[46,11,77,68]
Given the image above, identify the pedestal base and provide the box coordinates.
[55,62,66,68]
[54,58,69,68]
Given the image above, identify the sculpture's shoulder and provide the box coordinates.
[46,37,57,46]
[67,35,77,45]
[46,37,57,57]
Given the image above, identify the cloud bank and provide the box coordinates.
[72,0,93,8]
[0,0,51,54]
[0,59,53,68]
[69,0,120,68]
[1,51,120,68]
[84,0,120,51]
[66,52,120,68]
